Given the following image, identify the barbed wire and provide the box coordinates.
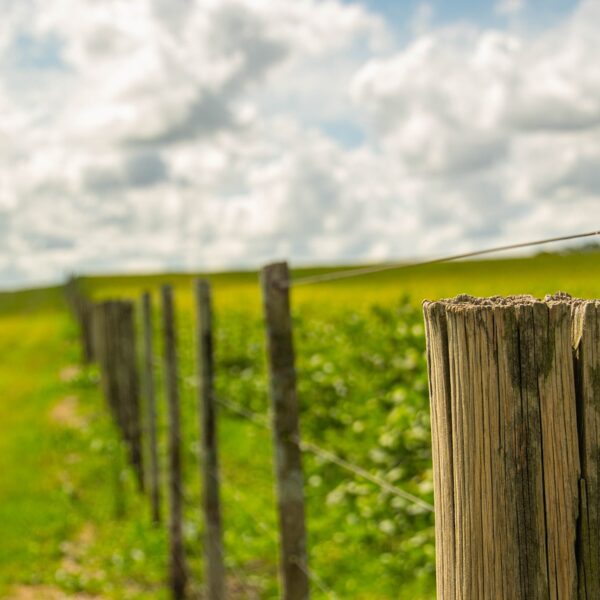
[287,229,600,287]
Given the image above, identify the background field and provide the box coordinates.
[1,251,600,599]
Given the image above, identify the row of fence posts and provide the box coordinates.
[65,263,309,600]
[67,269,600,600]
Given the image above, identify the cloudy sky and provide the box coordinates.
[0,0,598,287]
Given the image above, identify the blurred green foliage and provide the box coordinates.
[2,251,600,597]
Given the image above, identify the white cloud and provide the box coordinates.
[351,0,600,242]
[410,3,435,36]
[0,0,598,288]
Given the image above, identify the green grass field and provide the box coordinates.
[2,251,600,599]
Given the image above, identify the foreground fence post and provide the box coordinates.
[161,285,188,600]
[141,292,161,524]
[424,295,581,599]
[261,262,309,600]
[571,300,600,598]
[195,279,225,600]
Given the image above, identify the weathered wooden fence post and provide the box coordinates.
[161,285,188,600]
[65,276,95,363]
[571,299,600,598]
[424,294,581,599]
[116,300,144,492]
[92,300,144,491]
[141,292,161,524]
[93,302,121,428]
[93,301,126,517]
[261,262,309,600]
[195,279,225,600]
[79,297,96,363]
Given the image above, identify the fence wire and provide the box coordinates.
[179,379,435,513]
[84,227,600,597]
[288,229,600,287]
[220,475,339,600]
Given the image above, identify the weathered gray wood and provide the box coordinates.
[92,301,126,517]
[93,302,120,426]
[65,276,78,312]
[195,279,225,600]
[65,276,95,363]
[161,285,188,600]
[116,301,144,492]
[423,302,455,599]
[92,301,144,490]
[261,262,309,600]
[424,295,580,600]
[141,292,161,524]
[572,300,600,599]
[79,297,96,364]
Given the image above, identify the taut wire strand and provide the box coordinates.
[288,229,600,287]
[197,389,435,513]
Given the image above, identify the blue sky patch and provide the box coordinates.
[320,120,367,149]
[344,0,580,32]
[11,32,66,70]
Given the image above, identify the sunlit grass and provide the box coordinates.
[1,251,600,598]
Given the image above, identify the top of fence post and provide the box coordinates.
[423,294,580,599]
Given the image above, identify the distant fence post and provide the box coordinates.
[65,276,95,363]
[161,285,188,600]
[79,298,95,363]
[141,292,161,524]
[93,302,122,430]
[195,279,225,600]
[423,295,581,599]
[261,262,309,600]
[116,300,144,492]
[92,300,144,491]
[93,301,126,517]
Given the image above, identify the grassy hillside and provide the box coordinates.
[1,251,600,598]
[84,251,600,309]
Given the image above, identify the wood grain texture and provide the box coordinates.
[424,295,581,599]
[572,300,600,599]
[423,302,455,599]
[261,262,309,600]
